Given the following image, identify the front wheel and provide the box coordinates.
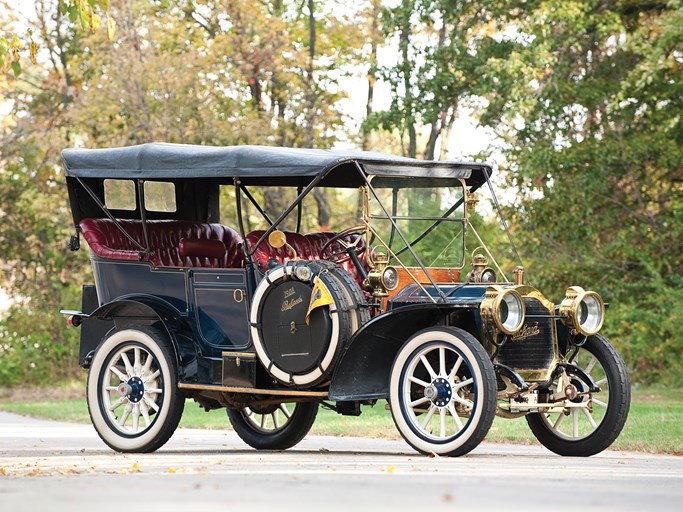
[526,334,630,456]
[227,401,319,450]
[389,327,497,457]
[86,326,184,453]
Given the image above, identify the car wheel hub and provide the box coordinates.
[425,377,452,407]
[121,376,145,403]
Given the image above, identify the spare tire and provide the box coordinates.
[249,260,368,387]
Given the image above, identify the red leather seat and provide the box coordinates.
[245,230,370,286]
[79,219,244,268]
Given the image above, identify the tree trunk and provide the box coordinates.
[303,0,316,148]
[362,0,381,151]
[399,2,416,158]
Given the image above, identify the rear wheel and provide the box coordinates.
[86,326,184,453]
[227,401,319,450]
[389,327,497,457]
[526,334,630,456]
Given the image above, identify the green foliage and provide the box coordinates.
[477,0,683,383]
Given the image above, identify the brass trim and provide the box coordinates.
[233,288,244,303]
[221,351,256,358]
[178,382,329,397]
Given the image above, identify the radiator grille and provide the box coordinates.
[495,297,554,371]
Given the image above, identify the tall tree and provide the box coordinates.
[478,0,683,383]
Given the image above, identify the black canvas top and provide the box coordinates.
[61,143,491,186]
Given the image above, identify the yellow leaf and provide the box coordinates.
[168,468,176,473]
[131,463,141,473]
[89,10,102,33]
[10,34,23,61]
[107,16,117,41]
[29,41,38,65]
[387,465,396,473]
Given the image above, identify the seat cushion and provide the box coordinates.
[79,219,244,268]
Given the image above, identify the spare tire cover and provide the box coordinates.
[249,260,366,387]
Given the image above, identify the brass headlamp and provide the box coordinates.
[480,285,526,335]
[365,252,399,297]
[559,286,604,336]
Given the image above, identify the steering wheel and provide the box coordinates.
[320,226,375,264]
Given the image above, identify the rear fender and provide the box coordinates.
[329,304,477,401]
[84,296,197,379]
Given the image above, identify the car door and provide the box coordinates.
[189,269,250,350]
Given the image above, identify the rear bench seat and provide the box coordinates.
[79,218,244,268]
[245,230,370,286]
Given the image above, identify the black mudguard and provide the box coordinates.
[80,293,198,379]
[329,304,477,401]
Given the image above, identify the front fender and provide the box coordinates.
[329,304,479,401]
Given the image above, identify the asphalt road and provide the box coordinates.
[0,411,681,511]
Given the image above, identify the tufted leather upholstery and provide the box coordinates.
[79,218,244,268]
[245,230,371,286]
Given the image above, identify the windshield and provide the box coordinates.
[367,177,466,268]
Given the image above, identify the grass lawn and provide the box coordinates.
[0,384,681,454]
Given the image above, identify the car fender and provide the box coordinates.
[329,303,479,401]
[84,295,197,379]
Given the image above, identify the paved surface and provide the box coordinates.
[0,411,681,511]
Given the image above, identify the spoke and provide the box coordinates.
[142,352,154,373]
[272,412,280,429]
[420,405,437,430]
[108,396,126,412]
[581,408,598,429]
[584,355,597,375]
[593,398,608,408]
[448,356,463,381]
[140,401,151,428]
[109,366,127,382]
[452,377,474,392]
[452,395,473,409]
[552,412,566,432]
[146,388,162,394]
[105,386,120,392]
[420,355,438,380]
[143,396,159,413]
[260,414,267,429]
[144,370,160,384]
[132,404,140,432]
[447,403,464,430]
[572,409,579,437]
[279,404,292,419]
[134,347,142,374]
[408,375,430,388]
[439,407,446,438]
[118,402,133,426]
[595,378,608,387]
[439,348,446,377]
[121,353,134,377]
[409,396,430,408]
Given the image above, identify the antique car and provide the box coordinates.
[61,143,630,457]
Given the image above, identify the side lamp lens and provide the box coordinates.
[381,266,399,291]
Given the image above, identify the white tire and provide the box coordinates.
[389,327,496,456]
[86,326,184,452]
